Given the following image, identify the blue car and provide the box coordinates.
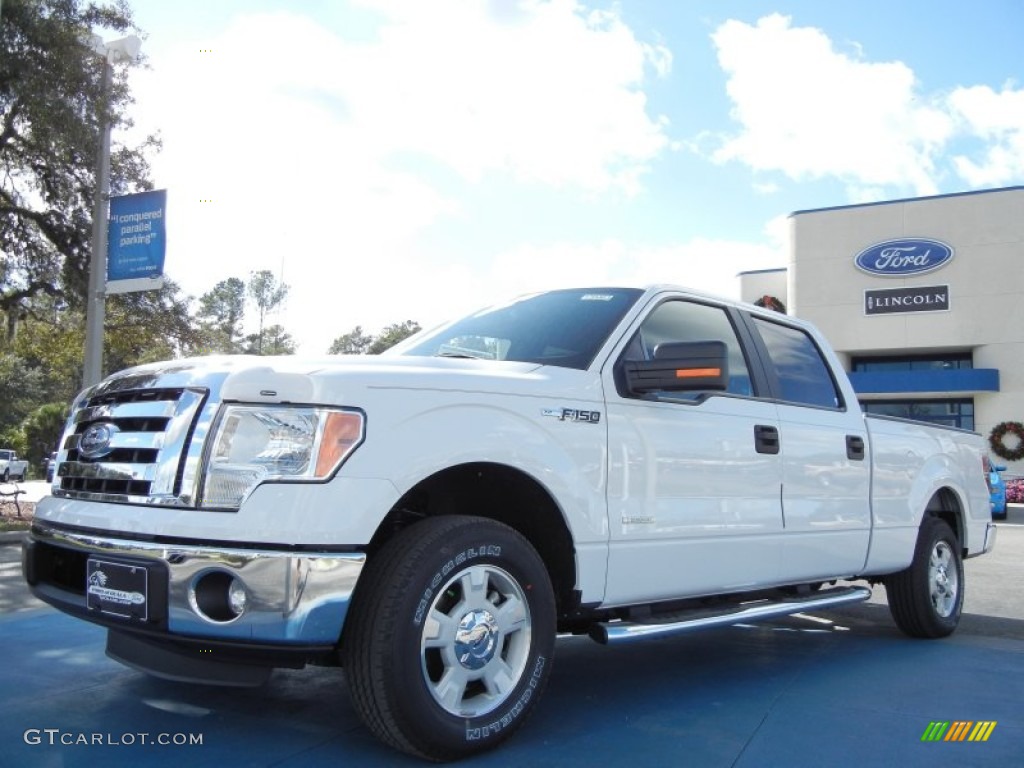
[985,456,1007,520]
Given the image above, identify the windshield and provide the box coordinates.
[392,288,644,370]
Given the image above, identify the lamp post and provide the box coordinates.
[82,34,142,389]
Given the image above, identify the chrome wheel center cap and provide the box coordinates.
[454,609,499,670]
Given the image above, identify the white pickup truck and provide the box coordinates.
[0,449,29,482]
[24,285,996,760]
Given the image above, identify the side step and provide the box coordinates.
[591,585,872,645]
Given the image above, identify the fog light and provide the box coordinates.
[228,578,248,615]
[190,571,246,623]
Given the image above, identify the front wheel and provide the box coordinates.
[884,517,964,638]
[342,516,556,761]
[1,469,8,482]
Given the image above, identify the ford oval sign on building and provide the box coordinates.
[854,238,954,277]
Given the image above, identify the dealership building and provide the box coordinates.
[739,185,1024,470]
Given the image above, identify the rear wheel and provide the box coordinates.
[884,517,963,638]
[342,515,556,761]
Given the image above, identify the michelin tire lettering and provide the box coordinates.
[414,545,502,625]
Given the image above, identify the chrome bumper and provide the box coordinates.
[28,522,365,645]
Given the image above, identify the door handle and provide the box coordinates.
[755,424,780,455]
[846,435,866,461]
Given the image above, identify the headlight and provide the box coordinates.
[200,405,364,509]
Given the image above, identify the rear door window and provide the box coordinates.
[751,318,842,409]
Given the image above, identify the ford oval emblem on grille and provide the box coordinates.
[854,238,954,277]
[79,422,119,459]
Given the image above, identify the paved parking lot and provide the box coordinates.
[1,511,1021,766]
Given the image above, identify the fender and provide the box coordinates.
[361,400,609,603]
[864,442,973,574]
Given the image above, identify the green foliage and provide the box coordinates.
[245,324,295,356]
[0,353,48,433]
[329,321,422,355]
[10,309,83,407]
[247,270,289,354]
[368,321,421,354]
[196,277,245,353]
[328,325,373,355]
[104,279,200,372]
[21,401,68,469]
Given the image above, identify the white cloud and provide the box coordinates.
[126,1,673,353]
[347,0,672,192]
[709,14,953,197]
[947,84,1024,186]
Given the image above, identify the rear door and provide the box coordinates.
[745,315,871,580]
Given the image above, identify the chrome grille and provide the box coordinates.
[57,387,208,503]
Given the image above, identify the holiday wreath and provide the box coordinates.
[989,421,1024,462]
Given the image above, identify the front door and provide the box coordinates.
[602,297,785,605]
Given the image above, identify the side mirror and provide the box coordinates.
[624,340,729,395]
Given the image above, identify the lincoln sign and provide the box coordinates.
[865,285,950,315]
[854,238,954,277]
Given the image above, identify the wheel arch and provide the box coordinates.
[366,461,579,616]
[924,486,965,552]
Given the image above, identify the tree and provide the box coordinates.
[367,321,421,354]
[104,279,200,371]
[20,401,68,470]
[247,270,289,354]
[250,324,295,355]
[1,0,157,336]
[196,277,245,353]
[10,305,84,407]
[328,325,373,355]
[0,353,47,434]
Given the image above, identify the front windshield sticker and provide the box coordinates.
[580,294,615,301]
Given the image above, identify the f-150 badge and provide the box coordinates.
[542,408,601,423]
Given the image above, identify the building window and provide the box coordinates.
[860,399,974,431]
[852,353,972,373]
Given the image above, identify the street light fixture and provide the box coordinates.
[82,34,142,389]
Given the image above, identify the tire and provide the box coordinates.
[884,517,964,638]
[341,515,556,761]
[1,469,8,482]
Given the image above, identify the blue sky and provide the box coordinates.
[117,0,1024,353]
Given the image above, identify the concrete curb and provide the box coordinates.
[0,530,28,546]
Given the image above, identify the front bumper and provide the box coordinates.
[23,521,366,647]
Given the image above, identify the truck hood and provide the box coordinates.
[88,354,604,405]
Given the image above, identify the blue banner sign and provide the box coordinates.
[107,190,166,293]
[854,238,954,277]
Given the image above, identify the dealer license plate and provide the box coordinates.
[86,558,149,621]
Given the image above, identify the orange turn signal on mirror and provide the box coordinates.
[675,368,721,378]
[315,411,364,477]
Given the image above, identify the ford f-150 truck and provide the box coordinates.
[0,449,29,482]
[24,285,997,760]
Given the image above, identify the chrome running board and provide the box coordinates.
[591,585,872,645]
